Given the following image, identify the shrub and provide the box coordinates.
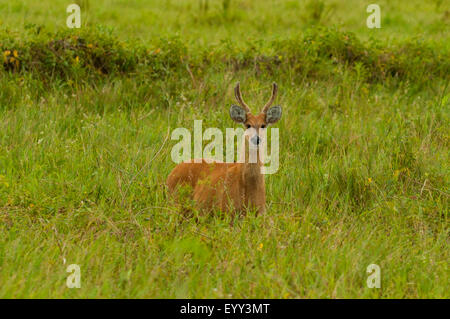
[1,26,448,87]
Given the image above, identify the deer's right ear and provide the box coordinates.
[230,105,247,123]
[265,105,282,124]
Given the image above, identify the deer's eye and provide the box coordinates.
[246,124,251,129]
[261,125,266,129]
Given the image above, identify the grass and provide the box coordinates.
[0,0,449,298]
[0,0,448,43]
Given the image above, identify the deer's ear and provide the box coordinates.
[265,105,282,124]
[230,105,247,123]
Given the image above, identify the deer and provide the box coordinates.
[166,82,282,215]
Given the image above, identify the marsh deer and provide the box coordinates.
[166,82,282,215]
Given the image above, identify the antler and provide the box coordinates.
[234,82,251,113]
[261,82,278,113]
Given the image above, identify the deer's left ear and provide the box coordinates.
[265,105,282,124]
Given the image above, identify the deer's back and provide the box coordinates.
[166,159,241,194]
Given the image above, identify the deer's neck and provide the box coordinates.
[240,138,265,195]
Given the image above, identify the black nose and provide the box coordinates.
[251,136,260,145]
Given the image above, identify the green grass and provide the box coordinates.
[0,0,448,43]
[0,0,449,298]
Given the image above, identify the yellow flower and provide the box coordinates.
[87,44,93,48]
[257,243,263,251]
[4,50,10,56]
[154,48,161,54]
[367,177,373,183]
[74,56,79,64]
[13,50,18,57]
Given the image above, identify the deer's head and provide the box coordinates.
[230,82,282,147]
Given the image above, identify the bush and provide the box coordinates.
[1,26,448,87]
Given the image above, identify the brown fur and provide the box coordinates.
[166,83,281,215]
[166,136,266,215]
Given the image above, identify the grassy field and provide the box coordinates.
[0,0,449,298]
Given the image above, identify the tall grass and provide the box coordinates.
[0,0,448,298]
